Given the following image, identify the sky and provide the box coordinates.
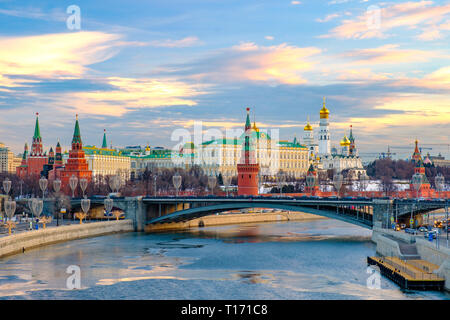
[0,0,449,161]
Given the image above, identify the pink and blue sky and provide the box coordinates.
[0,0,449,159]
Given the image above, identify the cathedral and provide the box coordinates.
[302,98,366,178]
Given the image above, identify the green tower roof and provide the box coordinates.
[72,115,82,144]
[33,113,41,139]
[102,129,107,148]
[245,108,251,131]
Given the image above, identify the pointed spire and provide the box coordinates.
[72,114,82,145]
[102,129,107,148]
[33,112,41,139]
[56,139,61,148]
[245,107,251,131]
[22,142,28,160]
[349,124,354,142]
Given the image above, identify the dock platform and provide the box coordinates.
[367,256,445,291]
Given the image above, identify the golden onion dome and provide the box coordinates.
[320,97,329,119]
[340,135,351,146]
[304,121,313,131]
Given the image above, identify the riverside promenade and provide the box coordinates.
[372,224,450,291]
[0,220,133,258]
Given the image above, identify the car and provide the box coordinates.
[424,231,437,239]
[394,224,401,231]
[405,228,417,234]
[400,224,406,229]
[418,226,428,232]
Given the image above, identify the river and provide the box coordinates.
[0,219,448,300]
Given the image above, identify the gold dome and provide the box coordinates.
[320,97,329,119]
[304,121,313,131]
[340,135,351,146]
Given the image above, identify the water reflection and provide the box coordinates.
[0,220,448,300]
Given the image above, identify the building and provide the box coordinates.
[302,99,366,178]
[429,153,450,168]
[0,143,21,173]
[16,113,49,178]
[81,130,131,179]
[237,107,259,196]
[60,115,92,194]
[197,109,309,179]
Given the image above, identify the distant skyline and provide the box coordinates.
[0,0,449,159]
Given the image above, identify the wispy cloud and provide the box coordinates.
[147,36,202,48]
[177,42,322,85]
[323,1,450,39]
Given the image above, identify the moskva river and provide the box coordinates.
[0,219,448,300]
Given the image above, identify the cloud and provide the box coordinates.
[147,36,202,48]
[0,31,122,78]
[178,42,322,85]
[323,1,450,39]
[265,35,275,40]
[291,1,301,5]
[53,77,209,116]
[340,44,443,64]
[316,13,341,23]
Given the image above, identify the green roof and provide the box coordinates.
[72,116,82,144]
[102,130,107,148]
[33,114,41,139]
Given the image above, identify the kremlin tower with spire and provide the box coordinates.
[237,108,260,196]
[60,115,92,195]
[17,113,48,178]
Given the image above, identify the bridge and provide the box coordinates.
[56,196,449,231]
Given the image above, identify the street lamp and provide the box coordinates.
[77,197,90,224]
[4,199,16,235]
[333,173,343,198]
[172,173,182,197]
[53,179,61,226]
[223,174,231,197]
[435,174,447,247]
[208,175,216,196]
[277,171,286,197]
[69,175,78,198]
[80,178,88,198]
[31,198,43,229]
[3,177,11,197]
[411,173,423,229]
[104,196,113,221]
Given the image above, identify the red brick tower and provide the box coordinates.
[305,163,319,195]
[16,113,48,178]
[237,108,260,196]
[60,115,92,195]
[409,139,431,195]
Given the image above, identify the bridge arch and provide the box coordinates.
[147,202,373,229]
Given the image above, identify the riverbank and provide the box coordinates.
[372,226,450,291]
[145,211,327,232]
[0,220,133,259]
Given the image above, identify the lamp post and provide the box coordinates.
[77,197,90,224]
[31,198,43,229]
[411,173,423,229]
[53,179,61,226]
[223,174,231,197]
[104,196,113,221]
[80,178,88,198]
[69,175,78,198]
[435,174,446,247]
[2,177,12,222]
[172,173,182,197]
[333,173,343,198]
[208,175,216,196]
[4,199,16,235]
[277,171,286,197]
